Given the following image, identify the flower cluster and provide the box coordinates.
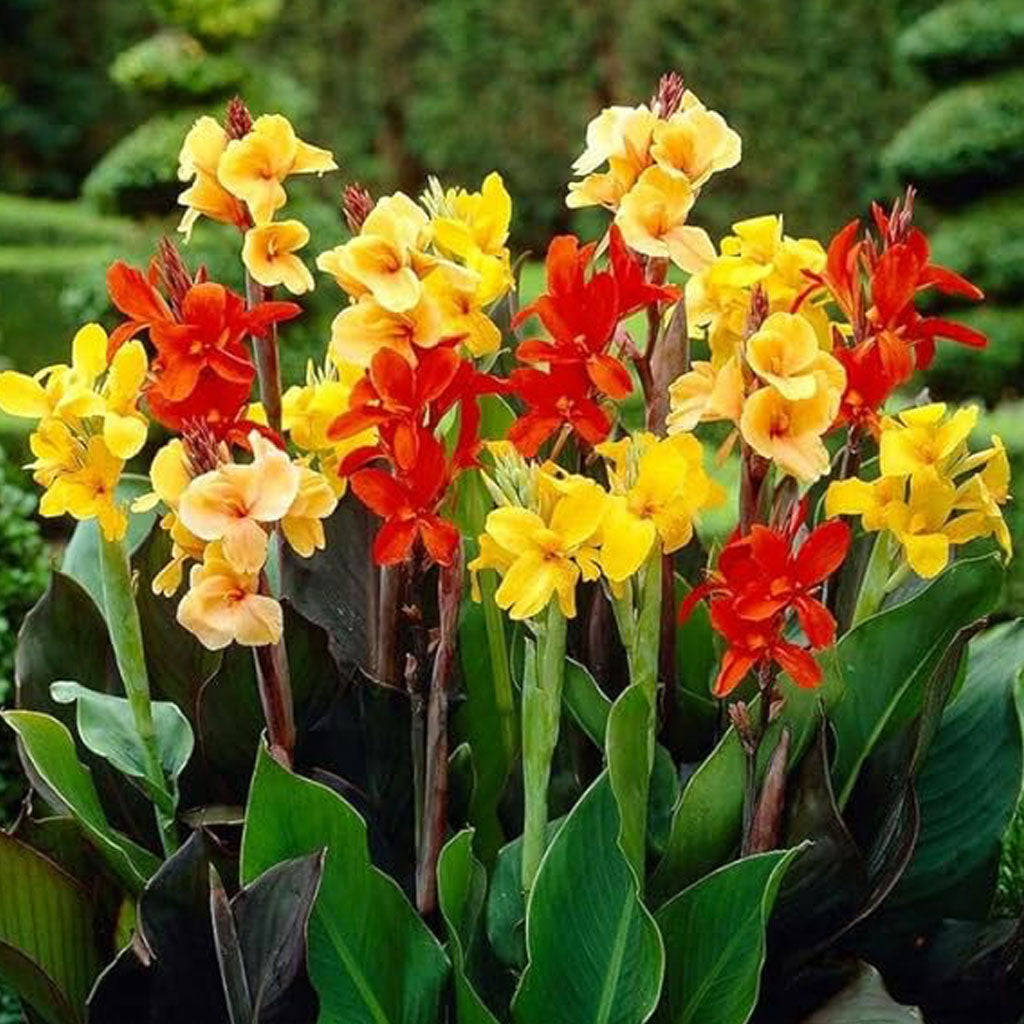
[0,324,148,540]
[808,190,986,435]
[507,226,677,455]
[826,403,1011,578]
[567,73,740,273]
[471,433,722,619]
[680,508,851,695]
[178,109,337,293]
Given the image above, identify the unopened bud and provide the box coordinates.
[342,183,375,234]
[745,284,769,338]
[155,237,193,317]
[651,71,687,119]
[182,420,227,476]
[728,700,756,755]
[225,96,253,140]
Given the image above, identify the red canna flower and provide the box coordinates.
[349,433,459,566]
[680,511,851,697]
[607,223,680,317]
[506,365,611,456]
[106,260,300,433]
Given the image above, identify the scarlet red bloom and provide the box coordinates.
[106,260,300,433]
[680,512,851,697]
[506,365,611,457]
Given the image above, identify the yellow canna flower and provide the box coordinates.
[596,433,724,582]
[423,262,502,358]
[949,435,1013,557]
[328,294,443,367]
[38,435,128,541]
[178,432,301,574]
[649,96,741,187]
[616,166,715,273]
[177,542,283,650]
[317,192,433,312]
[99,339,149,459]
[825,474,907,531]
[27,418,81,489]
[745,312,838,401]
[218,114,337,225]
[281,465,339,557]
[885,475,960,579]
[177,116,249,239]
[432,171,512,262]
[879,403,978,481]
[471,474,608,620]
[242,219,314,295]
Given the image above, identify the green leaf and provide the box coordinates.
[884,620,1024,924]
[654,848,803,1024]
[564,657,612,746]
[1,711,159,889]
[650,554,1001,903]
[830,554,1002,804]
[61,473,156,614]
[801,963,921,1022]
[512,774,664,1024]
[241,742,449,1024]
[49,681,193,809]
[0,831,100,1024]
[437,830,500,1024]
[606,685,655,882]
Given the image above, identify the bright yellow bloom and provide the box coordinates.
[177,542,283,650]
[649,94,741,187]
[951,436,1013,557]
[432,171,512,261]
[282,359,371,461]
[38,436,128,541]
[825,474,907,531]
[424,261,502,358]
[615,166,715,273]
[218,114,337,225]
[99,339,149,459]
[596,433,724,582]
[178,432,300,574]
[885,475,961,579]
[879,403,978,481]
[281,466,338,556]
[328,294,443,367]
[317,192,433,312]
[666,357,745,433]
[471,474,608,620]
[242,220,314,295]
[177,116,248,239]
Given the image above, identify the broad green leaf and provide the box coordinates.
[884,620,1024,924]
[655,848,803,1024]
[651,554,1001,903]
[801,963,921,1022]
[606,685,655,882]
[241,742,449,1024]
[564,657,612,746]
[830,553,1002,804]
[2,711,159,889]
[512,774,664,1024]
[61,473,156,613]
[437,830,501,1024]
[50,681,193,808]
[0,831,100,1024]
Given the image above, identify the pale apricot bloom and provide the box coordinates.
[177,116,249,239]
[650,96,741,186]
[328,294,444,367]
[177,542,283,650]
[178,432,300,574]
[666,356,745,434]
[317,193,434,312]
[567,106,658,211]
[616,166,715,273]
[243,220,314,295]
[281,466,338,556]
[218,114,337,225]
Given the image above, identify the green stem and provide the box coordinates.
[851,531,897,628]
[480,569,516,768]
[521,600,568,895]
[99,534,177,855]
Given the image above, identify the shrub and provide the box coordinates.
[882,71,1024,193]
[898,0,1024,79]
[110,30,246,99]
[151,0,282,42]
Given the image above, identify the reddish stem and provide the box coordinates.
[255,572,296,767]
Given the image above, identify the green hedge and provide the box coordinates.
[0,194,136,248]
[151,0,282,42]
[899,0,1024,79]
[882,70,1024,192]
[923,305,1024,406]
[111,30,246,98]
[929,186,1024,301]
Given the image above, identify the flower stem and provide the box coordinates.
[480,569,516,768]
[416,548,464,916]
[851,531,897,628]
[740,662,776,855]
[521,600,568,895]
[99,534,177,856]
[255,569,296,766]
[244,273,283,435]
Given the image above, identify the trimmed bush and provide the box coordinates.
[882,71,1024,193]
[111,30,245,98]
[929,186,1024,301]
[151,0,282,42]
[0,194,136,248]
[899,0,1024,79]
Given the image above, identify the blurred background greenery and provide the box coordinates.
[0,0,1021,1015]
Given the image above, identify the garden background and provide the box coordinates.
[0,0,1022,1016]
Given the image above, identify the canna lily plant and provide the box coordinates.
[0,77,1021,1024]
